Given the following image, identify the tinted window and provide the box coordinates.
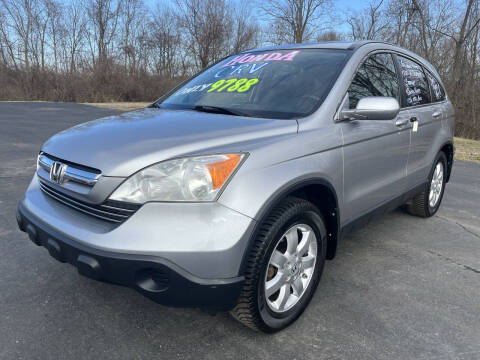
[397,55,431,106]
[348,53,399,109]
[158,49,349,119]
[427,72,445,102]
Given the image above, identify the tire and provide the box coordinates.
[407,152,447,218]
[231,197,326,332]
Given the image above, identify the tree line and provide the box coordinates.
[0,0,479,139]
[0,0,259,102]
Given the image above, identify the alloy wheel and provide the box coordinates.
[429,162,444,208]
[264,224,317,313]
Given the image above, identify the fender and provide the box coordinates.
[238,176,340,275]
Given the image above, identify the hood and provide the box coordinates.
[42,108,298,176]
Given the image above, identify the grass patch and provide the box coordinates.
[454,137,480,163]
[85,102,150,111]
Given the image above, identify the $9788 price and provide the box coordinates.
[207,78,259,93]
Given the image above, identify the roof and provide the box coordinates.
[243,40,440,78]
[245,40,397,53]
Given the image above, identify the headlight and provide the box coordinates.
[109,154,246,203]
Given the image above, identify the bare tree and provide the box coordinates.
[230,0,259,53]
[30,0,49,70]
[45,0,62,72]
[347,0,387,40]
[148,4,181,77]
[64,0,87,73]
[175,0,233,69]
[0,6,18,69]
[86,0,121,67]
[1,0,37,69]
[405,0,457,62]
[262,0,332,44]
[119,0,146,74]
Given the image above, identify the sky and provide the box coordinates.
[333,0,374,32]
[149,0,374,16]
[335,0,372,12]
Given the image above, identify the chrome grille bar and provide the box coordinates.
[38,153,101,186]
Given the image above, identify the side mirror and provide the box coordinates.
[340,97,400,121]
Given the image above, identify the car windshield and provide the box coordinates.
[156,49,350,119]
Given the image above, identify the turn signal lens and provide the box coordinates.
[207,154,242,189]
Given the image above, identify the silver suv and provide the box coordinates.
[17,41,454,332]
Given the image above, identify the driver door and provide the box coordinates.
[340,52,411,223]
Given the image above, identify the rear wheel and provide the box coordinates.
[231,197,326,332]
[406,152,447,218]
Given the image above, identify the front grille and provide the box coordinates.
[38,153,101,187]
[39,181,140,223]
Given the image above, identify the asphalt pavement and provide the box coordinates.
[1,102,479,360]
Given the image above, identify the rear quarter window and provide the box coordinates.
[427,72,446,102]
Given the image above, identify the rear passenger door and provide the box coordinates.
[341,52,411,222]
[396,55,443,186]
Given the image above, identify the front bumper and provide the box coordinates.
[22,175,256,278]
[17,203,244,310]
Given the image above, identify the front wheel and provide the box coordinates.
[231,197,326,332]
[407,152,447,218]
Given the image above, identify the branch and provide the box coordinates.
[464,16,480,41]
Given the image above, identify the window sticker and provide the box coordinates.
[174,83,213,96]
[207,78,259,93]
[173,51,300,98]
[214,62,270,78]
[221,50,301,68]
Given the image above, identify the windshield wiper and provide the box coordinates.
[191,105,244,116]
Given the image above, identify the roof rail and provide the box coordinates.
[347,40,398,50]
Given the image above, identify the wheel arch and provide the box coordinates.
[439,141,454,182]
[239,177,340,276]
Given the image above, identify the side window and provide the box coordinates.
[427,72,445,102]
[397,55,431,106]
[348,53,399,109]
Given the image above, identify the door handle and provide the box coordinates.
[432,111,442,119]
[395,118,409,127]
